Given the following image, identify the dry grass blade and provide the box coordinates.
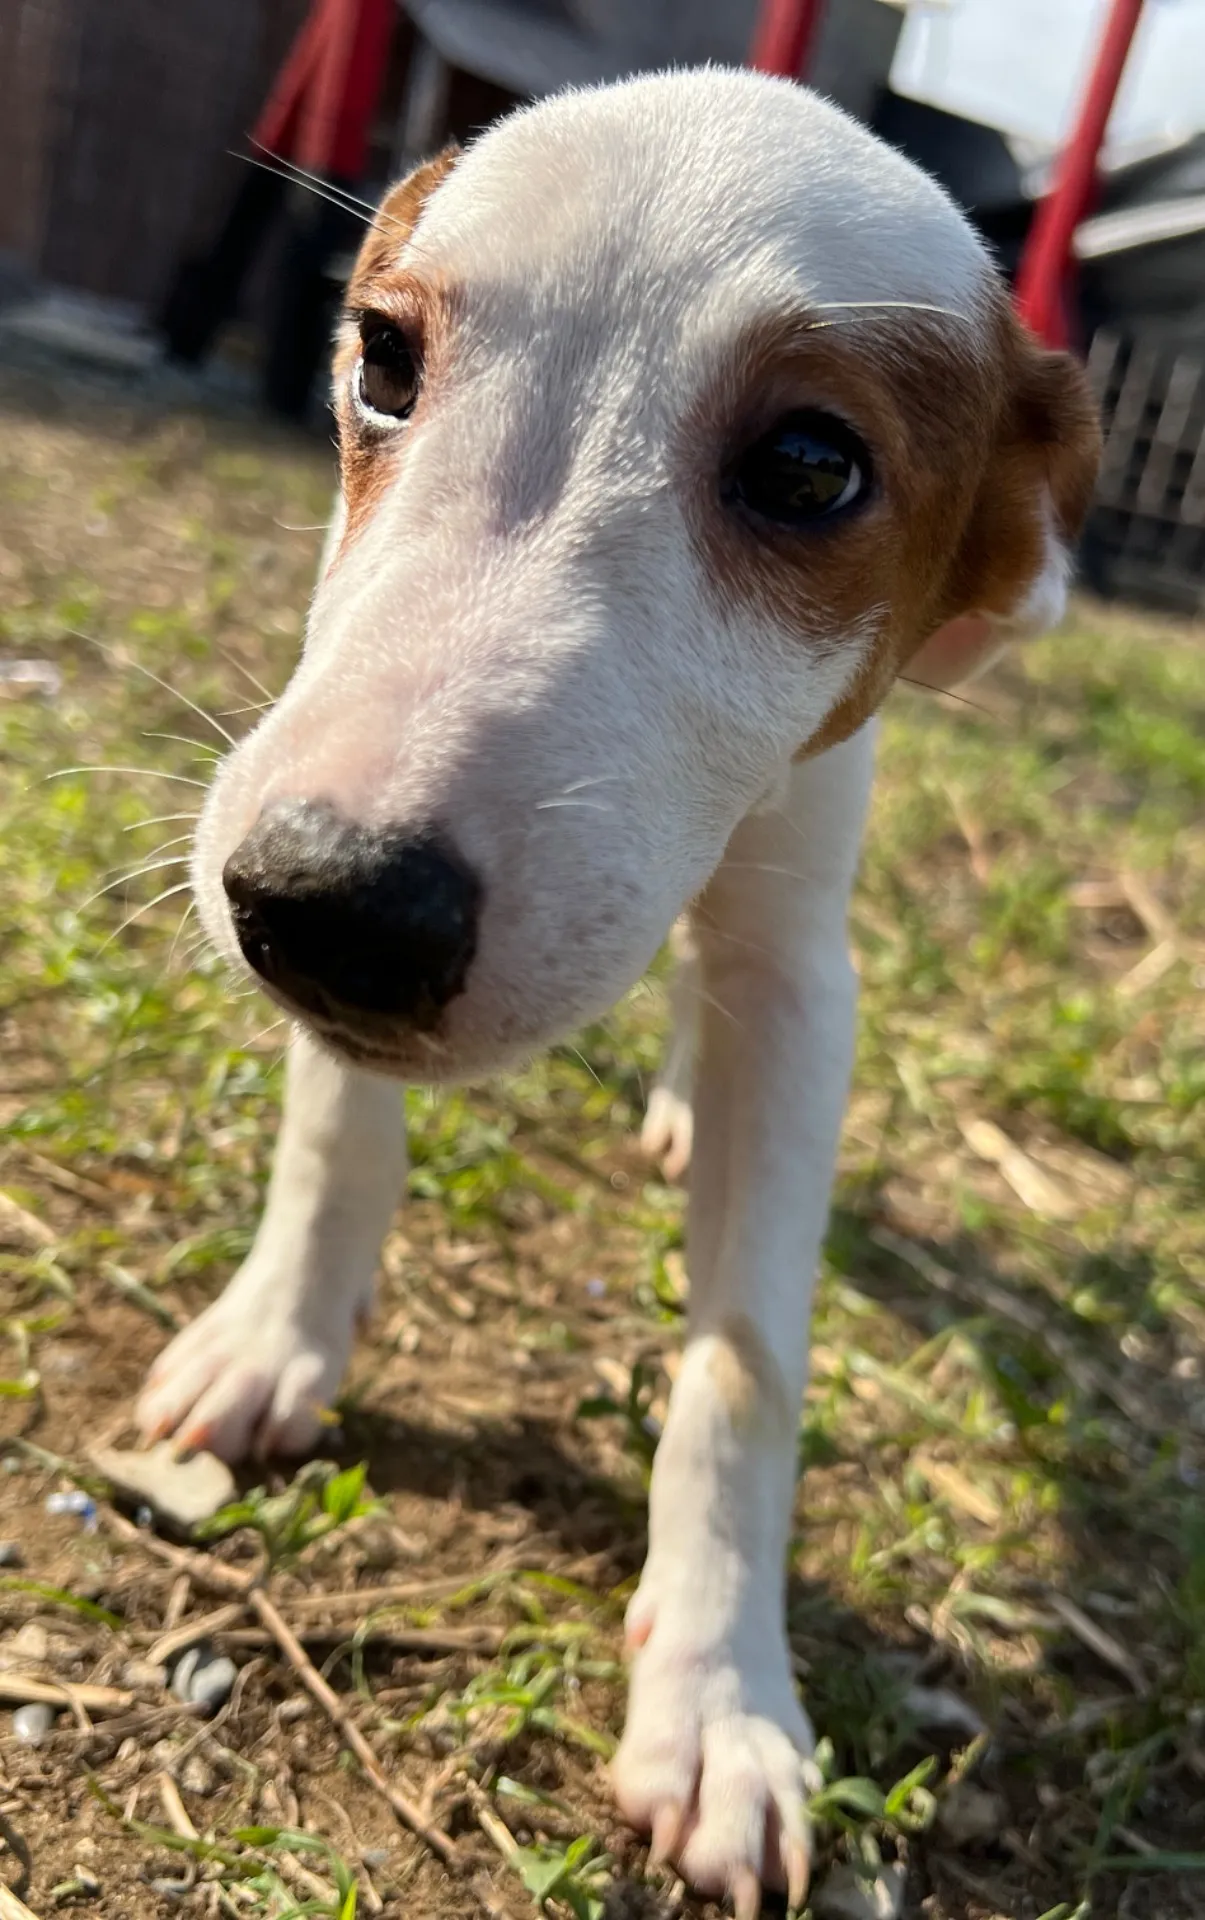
[957,1115,1077,1220]
[460,1778,519,1863]
[1045,1590,1148,1695]
[218,1621,503,1655]
[870,1227,1166,1433]
[0,1190,56,1249]
[0,1887,43,1920]
[0,1675,134,1715]
[156,1772,198,1841]
[146,1602,246,1664]
[103,1507,256,1597]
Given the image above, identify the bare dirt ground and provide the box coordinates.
[1,351,1204,1920]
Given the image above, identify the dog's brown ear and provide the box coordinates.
[909,311,1102,688]
[345,145,461,298]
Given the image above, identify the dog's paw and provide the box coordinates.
[136,1284,355,1462]
[640,1084,693,1181]
[613,1593,817,1913]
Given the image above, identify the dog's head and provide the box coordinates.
[194,70,1100,1079]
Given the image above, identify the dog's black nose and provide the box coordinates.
[222,800,480,1025]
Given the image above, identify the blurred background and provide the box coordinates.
[1,0,1205,608]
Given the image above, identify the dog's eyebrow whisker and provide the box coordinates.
[97,882,195,954]
[244,140,405,231]
[533,796,614,814]
[558,774,624,795]
[47,766,211,790]
[71,632,237,747]
[233,150,378,233]
[811,298,974,323]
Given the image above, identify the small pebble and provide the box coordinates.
[180,1753,216,1795]
[13,1701,56,1745]
[937,1782,1007,1847]
[171,1643,236,1714]
[89,1442,235,1533]
[0,1540,23,1568]
[11,1622,49,1661]
[903,1684,986,1740]
[45,1489,98,1531]
[813,1861,907,1920]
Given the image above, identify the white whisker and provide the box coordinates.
[718,861,813,883]
[142,731,221,760]
[123,810,200,833]
[81,854,193,911]
[215,648,277,708]
[246,140,400,228]
[566,1044,604,1088]
[696,985,745,1032]
[170,901,200,969]
[73,631,236,746]
[47,766,210,790]
[99,882,194,952]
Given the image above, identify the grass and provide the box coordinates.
[0,352,1203,1919]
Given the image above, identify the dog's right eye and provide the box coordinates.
[357,323,420,422]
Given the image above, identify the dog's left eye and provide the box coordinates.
[725,410,870,525]
[357,323,420,421]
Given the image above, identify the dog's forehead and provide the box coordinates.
[408,70,988,325]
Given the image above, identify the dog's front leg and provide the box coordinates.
[613,725,876,1910]
[138,1030,406,1460]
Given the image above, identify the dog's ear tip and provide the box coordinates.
[929,308,1101,653]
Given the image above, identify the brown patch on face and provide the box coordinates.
[685,290,1100,757]
[707,1312,791,1433]
[330,147,460,554]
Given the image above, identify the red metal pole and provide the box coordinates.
[1015,0,1146,347]
[748,0,827,80]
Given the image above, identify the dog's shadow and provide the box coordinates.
[340,1401,649,1582]
[326,1194,1187,1915]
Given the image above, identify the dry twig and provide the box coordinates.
[0,1675,132,1716]
[0,1888,43,1920]
[247,1587,461,1871]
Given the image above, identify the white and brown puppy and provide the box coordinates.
[138,69,1099,1911]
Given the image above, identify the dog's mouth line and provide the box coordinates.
[238,973,450,1067]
